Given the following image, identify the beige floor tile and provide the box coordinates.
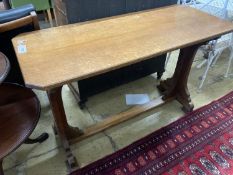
[86,76,161,121]
[72,133,114,167]
[104,101,183,149]
[4,168,17,175]
[2,155,16,171]
[25,148,67,175]
[62,85,95,128]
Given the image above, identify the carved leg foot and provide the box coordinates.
[157,80,168,93]
[176,93,194,113]
[181,104,194,113]
[66,151,78,171]
[53,125,83,139]
[65,126,83,140]
[24,133,49,144]
[157,78,174,94]
[173,89,194,113]
[158,44,202,113]
[62,139,78,171]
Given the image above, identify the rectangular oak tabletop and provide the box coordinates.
[12,5,233,90]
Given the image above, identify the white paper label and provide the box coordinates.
[18,44,27,54]
[125,94,150,105]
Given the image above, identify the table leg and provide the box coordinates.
[47,86,83,169]
[158,43,202,112]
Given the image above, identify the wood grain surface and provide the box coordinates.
[12,5,233,90]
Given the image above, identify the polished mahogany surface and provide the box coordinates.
[0,84,40,159]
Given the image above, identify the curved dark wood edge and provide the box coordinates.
[0,52,10,84]
[0,83,47,159]
[24,133,49,144]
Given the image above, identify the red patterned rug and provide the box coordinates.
[71,91,233,175]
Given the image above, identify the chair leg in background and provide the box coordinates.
[225,48,233,77]
[196,59,207,69]
[211,49,223,67]
[198,51,218,90]
[24,133,49,144]
[165,52,171,69]
[47,9,53,27]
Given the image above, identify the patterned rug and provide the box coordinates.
[71,91,233,175]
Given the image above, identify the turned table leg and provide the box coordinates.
[47,86,83,170]
[158,43,203,112]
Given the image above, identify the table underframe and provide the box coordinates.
[46,42,203,171]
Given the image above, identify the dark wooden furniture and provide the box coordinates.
[54,0,177,25]
[54,0,177,107]
[0,52,48,175]
[12,5,233,170]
